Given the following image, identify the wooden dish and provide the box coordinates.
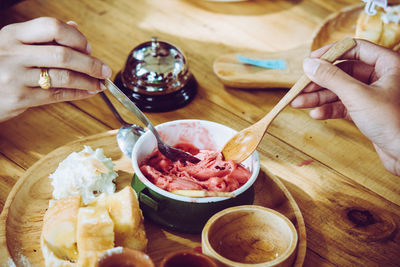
[159,250,218,267]
[0,130,306,266]
[310,4,363,51]
[202,205,298,267]
[96,247,155,267]
[213,4,364,89]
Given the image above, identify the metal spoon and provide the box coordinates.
[100,91,145,158]
[103,79,201,164]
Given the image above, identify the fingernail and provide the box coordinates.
[303,58,320,76]
[86,42,92,54]
[291,97,301,108]
[67,20,78,27]
[88,90,98,95]
[309,109,320,119]
[102,64,112,78]
[100,83,106,91]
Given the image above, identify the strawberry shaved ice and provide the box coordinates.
[139,143,251,192]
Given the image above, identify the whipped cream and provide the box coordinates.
[381,5,400,24]
[49,146,117,204]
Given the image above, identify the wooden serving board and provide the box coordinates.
[213,44,309,89]
[0,130,306,267]
[213,4,363,89]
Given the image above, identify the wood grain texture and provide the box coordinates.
[311,4,363,50]
[221,38,356,162]
[213,45,309,89]
[0,131,306,266]
[1,0,399,266]
[0,156,23,212]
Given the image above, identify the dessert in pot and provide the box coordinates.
[140,143,251,193]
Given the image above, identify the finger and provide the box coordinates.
[66,21,92,54]
[311,39,400,76]
[302,82,323,93]
[309,101,349,120]
[6,17,91,54]
[303,57,366,105]
[26,68,105,91]
[335,60,377,84]
[22,45,112,79]
[291,89,338,108]
[303,60,375,89]
[66,21,78,28]
[29,87,99,106]
[293,60,375,108]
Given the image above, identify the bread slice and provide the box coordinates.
[381,21,400,49]
[76,204,114,266]
[356,11,383,44]
[40,243,76,267]
[41,186,147,266]
[356,8,400,50]
[41,195,81,265]
[105,186,148,251]
[119,222,148,252]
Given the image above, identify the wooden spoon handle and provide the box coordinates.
[260,37,357,125]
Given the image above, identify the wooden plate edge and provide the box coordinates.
[310,3,363,51]
[261,167,307,267]
[0,130,118,266]
[0,130,306,267]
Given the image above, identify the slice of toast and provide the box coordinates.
[105,186,148,251]
[356,11,384,43]
[380,21,400,48]
[41,186,147,266]
[41,195,81,265]
[76,204,114,266]
[356,8,400,50]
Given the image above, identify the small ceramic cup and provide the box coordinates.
[131,119,260,233]
[160,250,218,267]
[202,205,298,267]
[96,247,155,267]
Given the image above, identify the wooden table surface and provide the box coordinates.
[1,0,400,266]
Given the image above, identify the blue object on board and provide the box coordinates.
[237,55,287,70]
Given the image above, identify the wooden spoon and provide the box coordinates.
[221,37,357,162]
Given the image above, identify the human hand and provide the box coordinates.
[0,17,112,122]
[291,39,400,176]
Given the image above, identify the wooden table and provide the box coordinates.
[1,0,400,266]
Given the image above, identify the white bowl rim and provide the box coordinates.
[131,119,260,203]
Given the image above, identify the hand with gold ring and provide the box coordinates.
[38,68,51,89]
[0,17,112,122]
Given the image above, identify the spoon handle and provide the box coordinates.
[103,78,159,134]
[259,37,357,126]
[100,91,128,125]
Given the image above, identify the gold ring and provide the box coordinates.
[38,68,51,89]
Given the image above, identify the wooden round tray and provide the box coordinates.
[311,4,363,51]
[0,130,306,266]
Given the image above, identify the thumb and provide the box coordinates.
[303,57,365,104]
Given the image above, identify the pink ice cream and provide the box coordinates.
[139,143,251,192]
